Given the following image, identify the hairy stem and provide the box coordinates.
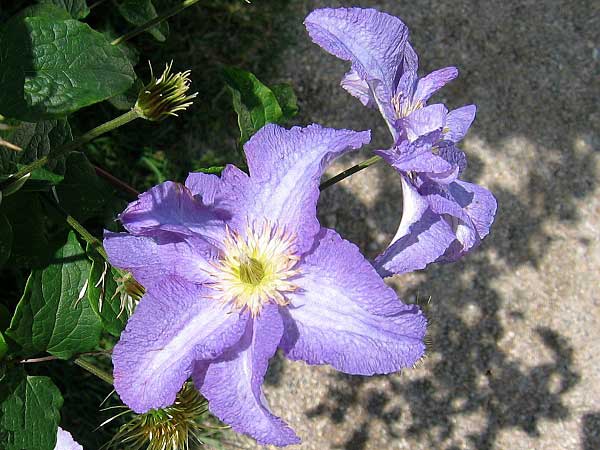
[111,0,202,46]
[74,357,114,385]
[319,155,382,190]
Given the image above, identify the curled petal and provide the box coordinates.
[194,304,299,446]
[439,180,497,261]
[341,68,375,107]
[119,181,225,244]
[281,229,427,374]
[113,279,247,413]
[374,176,455,275]
[413,67,458,103]
[305,8,410,127]
[445,104,477,143]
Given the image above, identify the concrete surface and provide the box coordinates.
[218,0,599,449]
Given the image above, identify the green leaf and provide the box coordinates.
[55,152,113,222]
[0,332,7,360]
[0,10,135,121]
[0,119,72,176]
[0,367,63,450]
[6,231,102,359]
[223,67,284,145]
[0,213,12,267]
[87,246,127,337]
[117,0,169,42]
[271,83,299,121]
[38,0,91,19]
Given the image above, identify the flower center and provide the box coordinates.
[238,255,265,285]
[392,92,423,119]
[208,221,300,316]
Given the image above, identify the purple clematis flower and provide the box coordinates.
[373,130,497,275]
[55,427,83,450]
[305,7,497,274]
[104,124,427,446]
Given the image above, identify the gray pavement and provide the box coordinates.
[218,0,599,448]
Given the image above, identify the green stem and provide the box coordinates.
[319,155,382,190]
[111,0,202,46]
[1,108,142,192]
[74,357,114,385]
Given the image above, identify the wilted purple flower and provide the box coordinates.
[373,130,497,275]
[55,427,82,450]
[104,124,427,446]
[305,7,497,274]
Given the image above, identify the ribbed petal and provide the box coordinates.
[374,176,455,276]
[402,103,448,142]
[413,67,458,103]
[113,278,247,413]
[375,130,453,175]
[280,228,427,374]
[238,123,370,253]
[119,181,225,244]
[341,68,375,107]
[305,8,410,128]
[55,428,82,450]
[194,304,299,446]
[438,180,498,261]
[445,104,477,143]
[184,172,222,205]
[104,232,216,288]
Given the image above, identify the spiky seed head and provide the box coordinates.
[135,61,198,122]
[104,383,224,450]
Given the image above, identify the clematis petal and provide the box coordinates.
[413,67,458,103]
[194,304,299,446]
[437,141,468,175]
[438,180,498,261]
[421,188,479,253]
[104,231,216,288]
[55,428,82,450]
[402,103,448,142]
[374,176,455,276]
[280,228,427,374]
[341,68,375,107]
[305,8,410,127]
[376,130,453,175]
[445,104,477,143]
[240,123,370,253]
[184,172,222,205]
[119,181,225,243]
[112,278,247,413]
[451,180,497,240]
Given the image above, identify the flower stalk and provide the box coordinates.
[0,108,142,193]
[74,356,114,385]
[319,155,382,190]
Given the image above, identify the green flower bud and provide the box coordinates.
[135,62,198,121]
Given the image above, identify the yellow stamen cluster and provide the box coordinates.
[392,93,423,119]
[208,221,300,316]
